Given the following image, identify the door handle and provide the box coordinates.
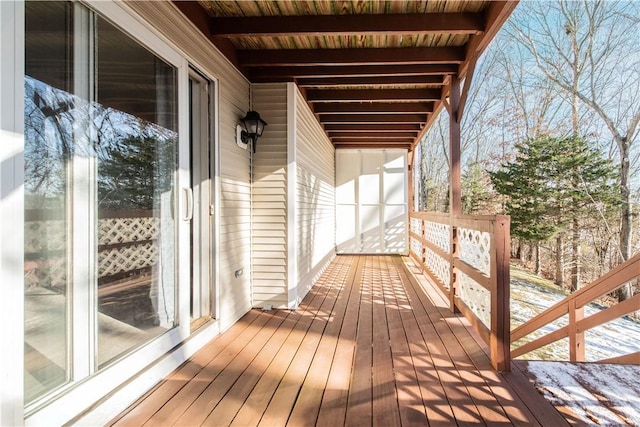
[183,187,193,221]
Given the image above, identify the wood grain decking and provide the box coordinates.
[110,255,572,426]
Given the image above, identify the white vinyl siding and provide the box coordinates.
[294,88,336,302]
[250,83,336,308]
[251,83,289,308]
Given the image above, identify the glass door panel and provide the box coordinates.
[24,0,74,403]
[95,16,178,368]
[24,1,182,401]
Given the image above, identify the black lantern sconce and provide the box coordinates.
[236,110,267,153]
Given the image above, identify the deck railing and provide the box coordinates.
[25,209,157,295]
[409,212,511,371]
[511,252,640,364]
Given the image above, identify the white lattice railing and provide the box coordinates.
[409,212,510,372]
[25,210,158,291]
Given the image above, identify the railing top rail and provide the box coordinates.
[409,211,509,233]
[573,252,639,307]
[511,252,640,342]
[410,211,450,222]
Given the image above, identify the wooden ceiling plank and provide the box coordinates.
[307,89,441,102]
[209,13,484,37]
[314,102,433,114]
[250,64,458,80]
[238,47,465,67]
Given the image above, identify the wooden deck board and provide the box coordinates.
[346,255,374,426]
[371,256,401,427]
[315,256,363,427]
[287,256,359,426]
[111,255,570,427]
[228,256,343,427]
[396,257,512,426]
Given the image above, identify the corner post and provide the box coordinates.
[569,299,585,362]
[448,76,461,313]
[491,216,511,371]
[448,75,461,216]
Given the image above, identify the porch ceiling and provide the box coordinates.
[174,0,517,150]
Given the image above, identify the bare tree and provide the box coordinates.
[509,0,640,299]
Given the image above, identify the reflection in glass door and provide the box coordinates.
[24,1,179,404]
[189,70,213,329]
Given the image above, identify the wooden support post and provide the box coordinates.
[490,216,511,371]
[569,299,585,362]
[448,75,461,216]
[408,161,414,214]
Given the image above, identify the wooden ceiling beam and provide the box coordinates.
[324,123,422,132]
[320,114,426,123]
[297,75,444,87]
[329,132,417,139]
[307,89,440,102]
[314,102,433,114]
[459,2,518,78]
[209,13,484,37]
[250,64,458,81]
[333,138,414,144]
[172,1,248,77]
[238,47,465,67]
[334,143,413,149]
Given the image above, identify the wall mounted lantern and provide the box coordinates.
[236,110,267,153]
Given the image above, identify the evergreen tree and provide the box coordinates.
[98,135,176,211]
[462,162,496,215]
[490,135,618,288]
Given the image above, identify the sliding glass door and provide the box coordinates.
[188,70,214,329]
[24,1,179,404]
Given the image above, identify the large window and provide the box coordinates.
[24,1,178,404]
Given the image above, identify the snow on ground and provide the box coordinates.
[523,361,640,426]
[511,272,640,425]
[510,276,640,361]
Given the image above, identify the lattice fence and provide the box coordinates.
[458,227,491,276]
[425,220,450,253]
[25,212,158,290]
[410,217,423,259]
[425,247,451,289]
[98,217,158,245]
[25,220,68,288]
[459,271,490,327]
[408,212,510,371]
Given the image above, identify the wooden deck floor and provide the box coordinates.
[110,255,573,426]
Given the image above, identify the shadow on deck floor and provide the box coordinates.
[110,255,576,426]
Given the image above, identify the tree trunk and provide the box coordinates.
[571,217,580,292]
[555,234,564,287]
[535,242,541,275]
[618,140,632,301]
